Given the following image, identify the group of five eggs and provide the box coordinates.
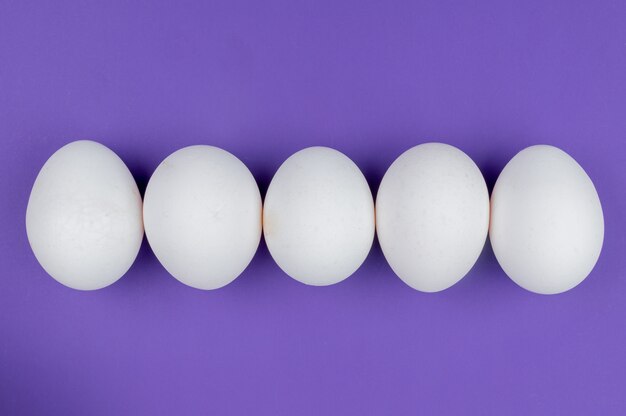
[26,140,604,295]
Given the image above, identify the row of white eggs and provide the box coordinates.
[26,141,604,294]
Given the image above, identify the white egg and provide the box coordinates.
[143,145,261,290]
[490,145,604,294]
[263,147,375,286]
[26,140,144,290]
[376,143,490,292]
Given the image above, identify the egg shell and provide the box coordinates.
[263,147,375,286]
[26,140,144,290]
[376,143,490,292]
[490,145,604,294]
[143,145,262,290]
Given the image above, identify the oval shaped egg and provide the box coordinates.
[143,145,262,290]
[26,140,144,290]
[490,145,604,294]
[376,143,490,292]
[263,147,375,286]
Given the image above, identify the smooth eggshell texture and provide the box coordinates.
[26,140,144,290]
[143,145,262,290]
[376,143,490,292]
[263,147,375,286]
[490,145,604,294]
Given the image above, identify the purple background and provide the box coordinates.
[1,0,625,414]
